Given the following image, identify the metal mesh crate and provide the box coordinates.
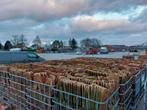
[0,72,27,109]
[144,80,147,110]
[0,72,120,110]
[26,80,54,110]
[119,76,133,110]
[131,69,146,109]
[53,87,119,110]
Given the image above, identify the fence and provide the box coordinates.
[0,72,119,110]
[144,66,147,110]
[131,69,146,109]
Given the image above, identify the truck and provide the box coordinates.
[85,48,98,54]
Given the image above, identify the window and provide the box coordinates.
[27,52,39,58]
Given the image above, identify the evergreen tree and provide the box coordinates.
[69,38,78,50]
[4,40,13,50]
[0,42,3,50]
[51,40,63,51]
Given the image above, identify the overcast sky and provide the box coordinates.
[0,0,147,45]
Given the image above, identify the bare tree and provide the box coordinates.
[11,34,28,48]
[19,34,28,48]
[91,38,101,48]
[11,35,19,47]
[80,38,101,48]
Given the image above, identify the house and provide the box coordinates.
[102,45,129,52]
[111,45,129,52]
[129,45,147,52]
[58,46,73,53]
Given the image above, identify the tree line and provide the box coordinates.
[0,35,101,51]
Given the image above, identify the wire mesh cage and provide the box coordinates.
[0,72,120,110]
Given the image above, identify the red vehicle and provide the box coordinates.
[86,48,98,54]
[36,48,46,53]
[0,104,7,110]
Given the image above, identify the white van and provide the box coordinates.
[0,51,44,64]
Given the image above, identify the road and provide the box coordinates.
[39,52,131,60]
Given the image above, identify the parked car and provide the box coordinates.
[0,51,44,64]
[76,51,83,55]
[100,47,109,54]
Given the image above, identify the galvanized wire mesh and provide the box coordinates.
[0,72,119,110]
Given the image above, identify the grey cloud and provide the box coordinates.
[0,0,89,21]
[71,16,130,32]
[134,8,147,22]
[0,18,75,42]
[70,15,147,35]
[0,13,147,45]
[0,0,147,21]
[0,0,147,45]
